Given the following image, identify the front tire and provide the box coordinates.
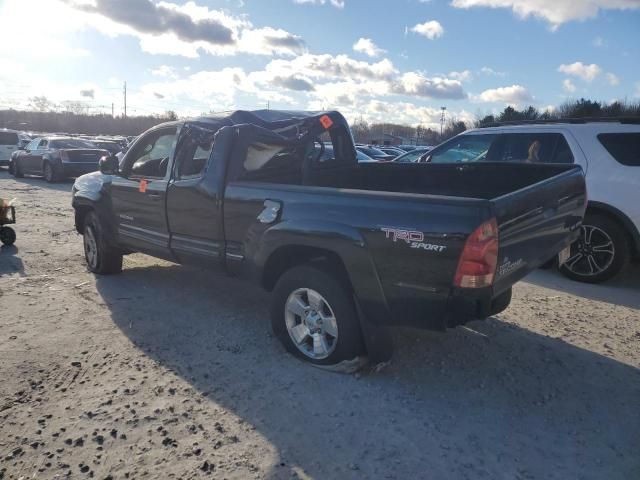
[560,214,629,283]
[43,161,57,183]
[0,226,16,246]
[13,160,24,178]
[270,264,365,366]
[83,211,123,274]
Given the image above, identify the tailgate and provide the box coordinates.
[492,165,586,294]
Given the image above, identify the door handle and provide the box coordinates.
[147,193,161,200]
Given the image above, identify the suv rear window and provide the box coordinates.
[597,133,640,166]
[0,132,19,145]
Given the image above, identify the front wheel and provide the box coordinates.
[13,160,23,178]
[0,226,16,246]
[270,264,365,366]
[43,161,57,183]
[83,211,123,274]
[560,214,629,283]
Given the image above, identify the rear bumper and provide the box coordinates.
[61,162,99,177]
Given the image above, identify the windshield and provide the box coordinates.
[426,134,498,164]
[50,138,97,149]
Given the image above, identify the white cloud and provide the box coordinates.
[475,85,533,104]
[410,20,444,40]
[58,0,306,58]
[480,66,506,77]
[151,65,179,79]
[293,0,345,7]
[393,72,466,99]
[450,0,640,28]
[593,36,605,47]
[558,62,602,82]
[449,70,473,82]
[353,38,386,58]
[562,79,576,93]
[606,72,620,86]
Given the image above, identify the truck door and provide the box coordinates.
[166,125,222,265]
[110,126,177,259]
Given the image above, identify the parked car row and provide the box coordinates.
[3,132,135,183]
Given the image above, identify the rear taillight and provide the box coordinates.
[454,218,499,288]
[60,150,70,161]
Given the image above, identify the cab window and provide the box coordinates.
[122,127,177,179]
[173,127,215,179]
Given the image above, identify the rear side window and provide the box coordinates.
[597,133,640,166]
[428,134,498,163]
[501,133,573,163]
[0,132,19,145]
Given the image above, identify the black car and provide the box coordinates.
[91,140,122,155]
[355,145,395,161]
[11,137,109,182]
[72,110,586,366]
[393,147,433,163]
[377,146,406,158]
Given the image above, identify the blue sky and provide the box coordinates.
[0,0,638,128]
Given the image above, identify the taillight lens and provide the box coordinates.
[60,150,70,161]
[454,218,499,288]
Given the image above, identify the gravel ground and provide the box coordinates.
[1,170,639,480]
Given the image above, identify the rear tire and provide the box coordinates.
[0,226,16,246]
[83,211,123,274]
[560,214,629,283]
[270,264,365,366]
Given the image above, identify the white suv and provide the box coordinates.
[419,120,640,283]
[0,129,29,168]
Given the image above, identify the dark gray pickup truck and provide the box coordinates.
[72,110,586,366]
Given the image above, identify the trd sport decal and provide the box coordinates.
[381,227,447,253]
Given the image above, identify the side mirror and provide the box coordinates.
[99,155,119,175]
[17,145,25,150]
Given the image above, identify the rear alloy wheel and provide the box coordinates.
[43,162,57,183]
[560,214,629,283]
[271,264,365,366]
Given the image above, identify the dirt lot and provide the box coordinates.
[1,169,639,480]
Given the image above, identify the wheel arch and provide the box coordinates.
[262,244,350,292]
[587,201,640,257]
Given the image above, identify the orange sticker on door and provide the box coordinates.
[139,179,148,193]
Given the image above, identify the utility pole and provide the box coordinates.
[111,102,114,117]
[123,81,127,118]
[440,106,447,136]
[266,101,270,110]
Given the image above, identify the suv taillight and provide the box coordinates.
[60,150,69,161]
[454,218,499,288]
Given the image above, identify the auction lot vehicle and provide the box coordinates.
[421,120,640,283]
[0,129,26,167]
[10,136,109,183]
[72,110,586,365]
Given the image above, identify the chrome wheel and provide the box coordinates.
[285,288,338,360]
[84,225,98,270]
[564,225,615,277]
